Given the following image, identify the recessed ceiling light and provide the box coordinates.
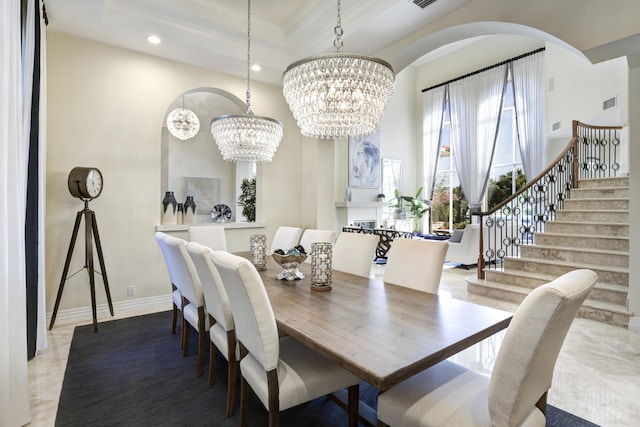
[251,64,261,72]
[147,35,161,45]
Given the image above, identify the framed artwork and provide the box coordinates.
[184,177,221,214]
[382,158,402,202]
[348,130,381,188]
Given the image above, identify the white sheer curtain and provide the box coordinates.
[512,52,545,179]
[422,86,446,200]
[1,0,32,425]
[449,65,507,210]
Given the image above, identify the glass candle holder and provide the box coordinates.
[250,234,267,271]
[310,242,333,291]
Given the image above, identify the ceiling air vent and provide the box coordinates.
[413,0,438,8]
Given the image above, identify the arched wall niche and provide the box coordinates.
[161,87,256,224]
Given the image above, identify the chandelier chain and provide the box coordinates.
[245,0,252,113]
[333,0,343,51]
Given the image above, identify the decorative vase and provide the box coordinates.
[310,242,333,291]
[250,234,267,271]
[177,203,184,225]
[161,191,177,225]
[413,216,421,233]
[184,196,196,225]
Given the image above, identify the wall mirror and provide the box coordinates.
[161,87,256,224]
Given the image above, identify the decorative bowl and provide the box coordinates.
[272,252,308,281]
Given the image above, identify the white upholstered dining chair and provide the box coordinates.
[332,231,379,277]
[210,251,360,427]
[383,238,449,294]
[188,225,227,251]
[186,242,237,417]
[298,228,336,262]
[162,233,208,377]
[154,232,183,339]
[377,268,598,427]
[270,226,302,252]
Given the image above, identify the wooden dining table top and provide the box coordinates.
[238,252,513,392]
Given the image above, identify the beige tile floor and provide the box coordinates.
[27,265,640,426]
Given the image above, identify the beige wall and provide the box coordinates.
[45,31,418,316]
[45,32,302,313]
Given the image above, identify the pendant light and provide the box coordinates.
[211,0,283,163]
[167,96,200,140]
[282,0,396,139]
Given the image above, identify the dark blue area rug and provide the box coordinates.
[56,311,599,426]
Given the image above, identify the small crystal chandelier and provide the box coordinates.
[211,0,283,163]
[282,0,396,139]
[167,96,200,140]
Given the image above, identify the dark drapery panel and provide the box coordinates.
[25,0,42,360]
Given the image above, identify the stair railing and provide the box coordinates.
[474,120,622,279]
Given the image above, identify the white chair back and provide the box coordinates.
[186,242,234,332]
[188,225,227,251]
[488,269,597,425]
[270,226,302,252]
[383,238,449,293]
[211,251,280,372]
[162,233,204,306]
[298,229,336,262]
[155,232,178,288]
[376,269,597,427]
[155,231,183,335]
[332,232,378,277]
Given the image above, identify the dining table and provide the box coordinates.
[239,252,512,386]
[237,252,513,424]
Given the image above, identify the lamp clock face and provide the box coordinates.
[68,167,103,200]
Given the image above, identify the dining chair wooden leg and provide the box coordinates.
[239,375,249,427]
[208,340,216,385]
[348,383,359,427]
[197,306,206,377]
[536,391,548,415]
[172,303,178,334]
[171,284,178,335]
[182,318,190,357]
[226,331,237,417]
[267,369,280,427]
[181,297,189,355]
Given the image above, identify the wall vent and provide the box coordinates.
[603,96,616,110]
[552,121,561,131]
[412,0,438,8]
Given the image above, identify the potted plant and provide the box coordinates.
[237,177,256,222]
[401,187,430,232]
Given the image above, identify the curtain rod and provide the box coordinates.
[421,47,545,93]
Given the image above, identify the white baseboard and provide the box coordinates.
[628,316,640,331]
[46,294,173,328]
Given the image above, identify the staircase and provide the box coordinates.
[467,176,632,327]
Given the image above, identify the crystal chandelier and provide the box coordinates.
[282,0,395,139]
[211,0,283,163]
[167,97,200,140]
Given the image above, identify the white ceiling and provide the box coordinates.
[44,0,475,85]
